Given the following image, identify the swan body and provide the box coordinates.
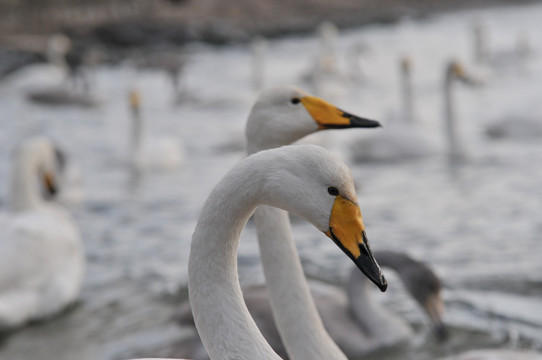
[441,349,542,360]
[350,56,439,163]
[178,250,446,359]
[0,137,84,329]
[485,116,542,140]
[189,145,386,360]
[472,21,532,70]
[129,90,185,171]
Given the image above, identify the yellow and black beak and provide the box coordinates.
[43,171,58,196]
[324,195,387,292]
[300,96,381,130]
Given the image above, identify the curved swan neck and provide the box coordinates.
[255,206,347,360]
[131,106,143,157]
[10,148,47,212]
[189,156,282,360]
[443,71,462,161]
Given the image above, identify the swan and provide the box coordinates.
[177,250,447,359]
[484,115,542,140]
[128,89,185,171]
[350,56,440,163]
[471,21,531,70]
[188,144,386,360]
[441,349,542,360]
[302,22,347,101]
[0,137,85,329]
[443,60,482,163]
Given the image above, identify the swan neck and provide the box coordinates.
[9,150,46,212]
[255,206,347,360]
[347,265,408,340]
[189,161,281,359]
[401,66,414,123]
[444,75,461,160]
[131,108,143,157]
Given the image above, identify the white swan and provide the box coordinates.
[128,89,185,171]
[484,115,542,140]
[188,144,386,360]
[471,21,531,70]
[350,56,440,163]
[441,349,542,360]
[443,60,481,163]
[0,137,85,329]
[177,250,447,359]
[246,85,383,360]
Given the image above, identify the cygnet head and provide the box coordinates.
[253,145,387,291]
[393,253,447,340]
[245,85,380,153]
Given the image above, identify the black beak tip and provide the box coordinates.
[435,322,448,341]
[377,276,388,292]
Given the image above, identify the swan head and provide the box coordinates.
[257,145,387,291]
[129,89,141,111]
[246,85,380,153]
[446,60,482,86]
[400,55,412,73]
[10,137,60,210]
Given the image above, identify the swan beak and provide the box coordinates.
[425,293,448,341]
[300,96,381,129]
[43,171,58,196]
[324,195,387,292]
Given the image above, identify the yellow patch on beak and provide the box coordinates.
[300,96,349,129]
[452,61,466,77]
[129,90,141,109]
[43,171,57,195]
[324,195,366,258]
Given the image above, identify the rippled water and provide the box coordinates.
[1,2,542,360]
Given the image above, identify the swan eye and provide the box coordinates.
[327,187,339,196]
[291,98,301,104]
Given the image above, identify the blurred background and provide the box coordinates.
[1,0,542,359]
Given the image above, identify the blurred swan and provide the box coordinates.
[351,56,439,163]
[0,137,85,329]
[441,349,542,360]
[178,250,446,359]
[43,146,84,206]
[3,34,71,89]
[484,115,542,140]
[443,60,482,163]
[303,21,347,101]
[187,145,386,360]
[128,89,185,171]
[10,34,101,107]
[472,21,532,70]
